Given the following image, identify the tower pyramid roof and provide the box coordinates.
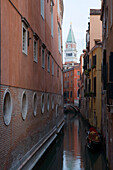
[66,24,76,43]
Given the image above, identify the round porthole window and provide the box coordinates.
[47,94,49,111]
[33,93,37,117]
[21,92,28,120]
[52,96,54,110]
[41,94,44,114]
[3,90,12,126]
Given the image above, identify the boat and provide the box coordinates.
[86,127,102,151]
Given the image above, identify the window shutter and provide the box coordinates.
[109,52,113,82]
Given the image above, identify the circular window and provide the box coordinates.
[47,94,49,111]
[33,93,37,117]
[3,90,12,126]
[52,96,54,110]
[41,94,44,114]
[21,92,28,120]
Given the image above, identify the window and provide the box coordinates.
[33,38,38,62]
[47,94,49,111]
[41,0,44,19]
[71,72,73,76]
[51,3,53,37]
[57,66,59,77]
[22,23,27,55]
[77,90,79,98]
[93,55,96,66]
[67,91,69,98]
[21,92,28,120]
[58,25,61,53]
[47,55,50,72]
[41,94,44,114]
[70,91,72,98]
[52,59,54,75]
[67,72,69,78]
[66,53,72,56]
[3,90,12,126]
[77,71,80,75]
[94,77,96,97]
[71,80,73,87]
[33,93,37,117]
[52,96,54,109]
[42,48,45,68]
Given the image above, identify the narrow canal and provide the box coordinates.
[33,110,107,170]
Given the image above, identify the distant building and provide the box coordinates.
[64,24,77,64]
[63,64,81,106]
[63,24,81,106]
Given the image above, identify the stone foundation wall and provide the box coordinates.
[0,85,64,169]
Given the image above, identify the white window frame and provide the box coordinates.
[41,0,44,19]
[33,37,38,63]
[48,54,50,72]
[22,23,28,55]
[51,3,54,37]
[42,48,45,68]
[52,59,54,76]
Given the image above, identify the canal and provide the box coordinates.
[33,110,107,170]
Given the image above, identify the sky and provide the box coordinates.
[62,0,101,63]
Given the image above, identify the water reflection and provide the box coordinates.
[33,113,107,170]
[63,114,107,170]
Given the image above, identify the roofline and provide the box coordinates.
[88,42,102,55]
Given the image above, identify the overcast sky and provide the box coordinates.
[62,0,101,62]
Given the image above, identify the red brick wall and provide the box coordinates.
[1,0,62,93]
[0,0,63,169]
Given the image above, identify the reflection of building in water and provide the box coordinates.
[64,118,83,169]
[78,117,107,170]
[33,133,64,170]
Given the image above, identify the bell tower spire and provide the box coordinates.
[64,24,77,63]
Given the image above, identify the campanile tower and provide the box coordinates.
[64,23,77,63]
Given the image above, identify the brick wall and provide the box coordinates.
[0,85,63,169]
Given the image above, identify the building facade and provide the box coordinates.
[63,63,81,106]
[88,43,102,131]
[101,0,113,168]
[80,9,102,124]
[0,0,64,169]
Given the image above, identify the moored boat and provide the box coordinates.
[86,127,102,151]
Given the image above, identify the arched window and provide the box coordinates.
[3,90,12,125]
[52,95,54,110]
